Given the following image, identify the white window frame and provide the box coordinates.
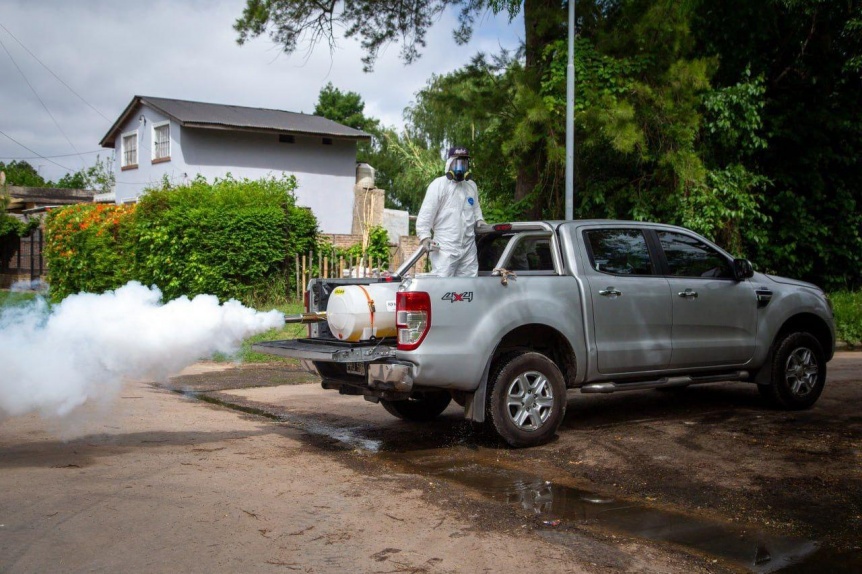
[152,121,171,162]
[121,130,138,168]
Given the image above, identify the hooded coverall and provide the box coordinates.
[415,157,485,277]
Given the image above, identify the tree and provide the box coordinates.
[0,161,48,187]
[54,155,116,193]
[314,82,378,133]
[313,82,380,163]
[693,0,862,289]
[236,0,521,72]
[404,51,527,218]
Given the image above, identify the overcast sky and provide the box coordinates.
[0,0,523,183]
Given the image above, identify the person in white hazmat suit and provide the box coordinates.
[416,147,486,277]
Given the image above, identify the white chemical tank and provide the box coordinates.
[326,283,399,341]
[356,163,376,189]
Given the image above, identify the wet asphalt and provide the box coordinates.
[161,353,862,573]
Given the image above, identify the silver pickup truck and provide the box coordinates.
[255,221,835,447]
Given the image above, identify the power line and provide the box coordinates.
[0,128,73,171]
[0,22,111,123]
[0,35,85,167]
[0,149,106,160]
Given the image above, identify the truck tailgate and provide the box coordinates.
[252,338,396,362]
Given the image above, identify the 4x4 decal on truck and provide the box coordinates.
[442,291,474,303]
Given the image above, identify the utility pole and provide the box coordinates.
[565,0,576,220]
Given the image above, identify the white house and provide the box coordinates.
[99,96,371,233]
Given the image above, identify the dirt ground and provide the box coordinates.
[2,354,860,573]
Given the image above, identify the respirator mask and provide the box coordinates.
[446,157,471,182]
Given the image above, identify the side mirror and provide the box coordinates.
[733,258,754,281]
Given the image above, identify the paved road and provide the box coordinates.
[1,366,695,574]
[2,353,860,572]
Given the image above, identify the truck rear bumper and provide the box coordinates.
[368,362,414,393]
[301,358,415,394]
[254,338,414,395]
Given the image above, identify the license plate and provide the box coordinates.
[346,362,366,376]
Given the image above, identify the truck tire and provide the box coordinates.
[487,352,566,448]
[759,331,826,410]
[380,391,452,421]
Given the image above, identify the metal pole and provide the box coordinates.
[565,0,576,220]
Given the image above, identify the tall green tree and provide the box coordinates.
[404,51,527,218]
[0,161,48,187]
[694,0,862,289]
[54,156,115,193]
[314,82,379,133]
[312,82,380,164]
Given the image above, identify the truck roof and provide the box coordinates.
[478,220,687,233]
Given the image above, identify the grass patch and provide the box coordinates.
[0,290,37,309]
[831,291,862,346]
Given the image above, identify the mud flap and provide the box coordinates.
[464,355,494,423]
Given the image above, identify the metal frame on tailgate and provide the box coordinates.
[252,338,396,362]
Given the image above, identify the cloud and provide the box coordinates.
[0,0,523,183]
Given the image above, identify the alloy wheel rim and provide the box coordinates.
[784,346,819,397]
[505,370,554,431]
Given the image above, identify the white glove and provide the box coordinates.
[421,237,432,251]
[475,219,487,229]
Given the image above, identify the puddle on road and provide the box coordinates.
[183,390,856,573]
[262,409,826,573]
[382,450,821,574]
[277,412,383,453]
[261,414,833,573]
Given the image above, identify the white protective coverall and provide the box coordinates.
[415,157,485,277]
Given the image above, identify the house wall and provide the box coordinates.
[112,105,357,233]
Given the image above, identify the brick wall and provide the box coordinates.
[321,233,363,250]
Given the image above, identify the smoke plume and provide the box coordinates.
[0,282,284,418]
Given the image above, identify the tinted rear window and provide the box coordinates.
[585,229,654,275]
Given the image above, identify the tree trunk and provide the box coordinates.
[516,0,564,218]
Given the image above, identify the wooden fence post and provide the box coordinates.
[295,254,300,299]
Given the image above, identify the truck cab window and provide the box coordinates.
[477,234,511,272]
[585,229,654,275]
[658,231,733,278]
[506,237,554,271]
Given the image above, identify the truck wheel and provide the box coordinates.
[760,332,826,410]
[487,352,566,448]
[380,391,452,422]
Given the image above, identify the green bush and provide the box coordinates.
[1,190,40,238]
[44,204,135,300]
[43,175,317,304]
[129,174,316,302]
[831,291,862,346]
[335,225,391,268]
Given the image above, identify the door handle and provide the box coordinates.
[678,289,698,299]
[599,287,622,297]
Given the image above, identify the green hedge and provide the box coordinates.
[832,291,862,346]
[44,175,317,303]
[44,203,135,299]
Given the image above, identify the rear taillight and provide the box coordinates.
[396,291,431,351]
[304,289,311,337]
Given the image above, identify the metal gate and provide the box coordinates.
[0,228,44,282]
